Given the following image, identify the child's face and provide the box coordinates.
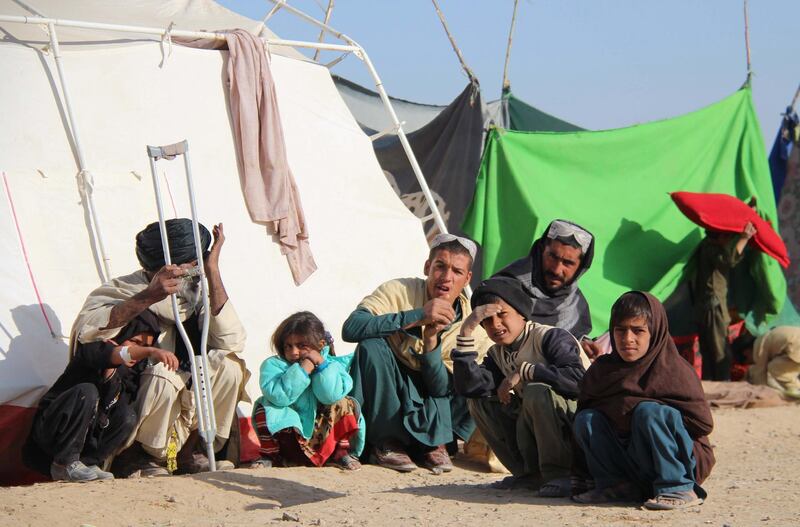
[612,316,651,362]
[480,298,526,346]
[282,334,323,363]
[122,332,155,347]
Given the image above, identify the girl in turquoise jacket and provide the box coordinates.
[253,311,364,470]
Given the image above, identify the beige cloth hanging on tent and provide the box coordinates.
[179,29,317,285]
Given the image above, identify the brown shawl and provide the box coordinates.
[578,292,715,483]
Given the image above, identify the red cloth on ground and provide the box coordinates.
[0,405,48,486]
[238,415,261,463]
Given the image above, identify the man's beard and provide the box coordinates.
[177,277,203,313]
[543,272,568,293]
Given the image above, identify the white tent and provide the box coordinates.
[0,0,429,483]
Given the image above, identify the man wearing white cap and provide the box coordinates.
[343,234,491,473]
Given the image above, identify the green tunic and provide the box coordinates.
[343,306,475,450]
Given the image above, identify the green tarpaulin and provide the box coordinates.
[463,88,786,336]
[504,89,584,132]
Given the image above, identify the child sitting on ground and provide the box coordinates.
[572,291,715,509]
[451,277,590,496]
[24,310,177,482]
[253,311,364,470]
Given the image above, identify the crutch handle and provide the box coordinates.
[147,140,189,161]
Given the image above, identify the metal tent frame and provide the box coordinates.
[0,2,450,283]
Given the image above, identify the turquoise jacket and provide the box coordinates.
[254,346,365,456]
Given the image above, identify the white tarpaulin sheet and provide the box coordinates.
[0,0,305,59]
[0,33,428,408]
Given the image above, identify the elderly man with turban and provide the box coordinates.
[71,219,248,476]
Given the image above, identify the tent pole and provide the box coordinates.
[430,0,475,81]
[502,0,519,91]
[262,2,283,24]
[743,0,752,83]
[46,22,112,282]
[313,0,335,62]
[264,1,354,43]
[791,83,800,113]
[359,50,449,236]
[5,8,450,264]
[263,0,450,237]
[0,15,358,53]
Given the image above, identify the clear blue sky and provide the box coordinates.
[220,0,799,147]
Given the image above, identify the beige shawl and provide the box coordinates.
[358,277,491,372]
[747,326,800,388]
[71,270,250,401]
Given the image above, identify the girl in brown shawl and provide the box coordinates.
[572,291,715,510]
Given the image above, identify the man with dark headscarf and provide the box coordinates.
[71,219,248,476]
[495,219,595,340]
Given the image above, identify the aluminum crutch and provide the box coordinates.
[146,140,217,472]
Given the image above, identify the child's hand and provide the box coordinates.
[581,338,603,361]
[497,372,521,404]
[460,303,503,337]
[742,221,756,239]
[148,349,179,372]
[113,345,138,368]
[303,349,324,366]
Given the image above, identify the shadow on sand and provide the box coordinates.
[391,480,644,509]
[199,469,346,511]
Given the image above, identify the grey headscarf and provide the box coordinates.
[494,219,595,339]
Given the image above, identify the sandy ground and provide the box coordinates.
[1,405,799,527]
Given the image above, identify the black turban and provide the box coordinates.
[135,218,211,271]
[471,277,534,320]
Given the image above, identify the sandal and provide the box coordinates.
[538,477,572,498]
[488,474,541,490]
[572,481,642,504]
[570,475,595,496]
[336,454,362,471]
[246,458,272,469]
[643,490,703,510]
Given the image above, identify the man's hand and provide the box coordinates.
[421,298,456,326]
[497,372,521,405]
[422,322,447,353]
[460,303,503,337]
[205,223,225,274]
[204,223,229,316]
[105,263,186,331]
[147,348,179,372]
[143,264,185,303]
